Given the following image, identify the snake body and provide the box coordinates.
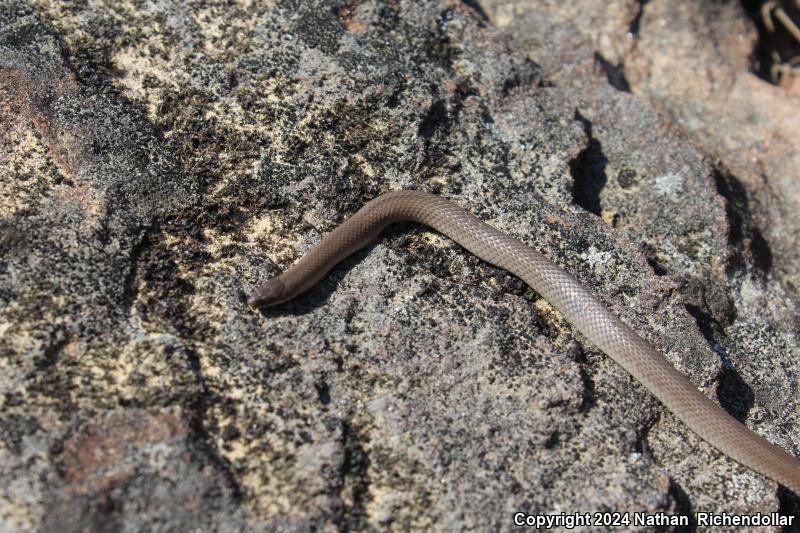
[250,190,800,493]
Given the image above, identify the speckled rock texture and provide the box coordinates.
[1,0,798,530]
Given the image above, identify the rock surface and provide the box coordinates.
[1,0,798,530]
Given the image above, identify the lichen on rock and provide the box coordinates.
[1,0,798,529]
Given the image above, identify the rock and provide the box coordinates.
[484,0,800,516]
[1,0,798,529]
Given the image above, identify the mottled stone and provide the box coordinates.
[485,0,800,519]
[1,0,798,530]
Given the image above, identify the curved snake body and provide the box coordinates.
[250,190,800,493]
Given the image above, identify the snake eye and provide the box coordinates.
[249,278,287,307]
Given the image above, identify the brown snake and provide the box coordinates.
[250,190,800,493]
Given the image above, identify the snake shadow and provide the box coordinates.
[252,249,370,318]
[669,480,696,533]
[251,223,421,318]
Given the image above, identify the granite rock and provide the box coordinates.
[1,0,798,529]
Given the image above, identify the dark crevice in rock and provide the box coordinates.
[629,0,650,37]
[746,226,772,274]
[777,485,800,530]
[314,379,332,406]
[416,96,455,173]
[335,420,371,530]
[543,431,560,449]
[578,370,597,414]
[684,168,772,423]
[461,0,491,25]
[711,165,773,278]
[668,479,697,532]
[569,110,608,216]
[593,53,632,92]
[685,303,754,423]
[715,355,756,424]
[418,99,449,140]
[645,255,668,276]
[680,275,738,335]
[573,345,597,414]
[684,302,726,343]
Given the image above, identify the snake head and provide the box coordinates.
[248,277,287,307]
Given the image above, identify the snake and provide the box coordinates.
[249,189,800,494]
